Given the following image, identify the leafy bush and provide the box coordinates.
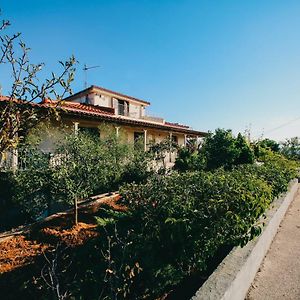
[174,147,204,172]
[6,122,299,299]
[201,128,239,170]
[0,171,29,230]
[13,125,153,222]
[280,137,300,160]
[175,129,254,171]
[113,171,269,297]
[14,146,55,220]
[234,133,255,165]
[85,153,297,299]
[257,138,280,152]
[252,151,298,197]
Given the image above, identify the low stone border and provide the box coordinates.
[191,179,299,300]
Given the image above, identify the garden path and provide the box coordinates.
[246,188,300,299]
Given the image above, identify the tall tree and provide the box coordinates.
[201,128,239,170]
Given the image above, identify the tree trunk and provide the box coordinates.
[74,197,78,226]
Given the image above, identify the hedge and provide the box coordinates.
[61,152,298,299]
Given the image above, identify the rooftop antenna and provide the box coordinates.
[83,64,100,88]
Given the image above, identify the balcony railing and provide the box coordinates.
[117,103,165,124]
[141,115,165,124]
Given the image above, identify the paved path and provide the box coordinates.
[246,188,300,300]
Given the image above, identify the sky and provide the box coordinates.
[1,0,300,141]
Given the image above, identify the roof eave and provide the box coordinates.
[63,85,151,106]
[59,109,207,136]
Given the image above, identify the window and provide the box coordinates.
[79,127,100,139]
[172,135,178,144]
[118,99,129,116]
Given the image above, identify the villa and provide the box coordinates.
[42,85,206,161]
[0,85,207,168]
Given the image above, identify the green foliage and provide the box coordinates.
[234,133,255,165]
[148,136,178,168]
[121,147,154,184]
[0,171,15,203]
[83,153,296,299]
[174,147,205,171]
[176,129,254,172]
[253,138,280,159]
[254,151,298,197]
[13,125,153,221]
[201,128,240,170]
[259,138,280,152]
[14,146,54,219]
[280,137,300,160]
[7,124,299,299]
[114,171,270,297]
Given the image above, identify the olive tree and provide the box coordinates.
[52,132,100,225]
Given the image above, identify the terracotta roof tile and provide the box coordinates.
[61,101,115,116]
[0,96,206,136]
[38,99,115,116]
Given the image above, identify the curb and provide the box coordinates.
[191,179,299,300]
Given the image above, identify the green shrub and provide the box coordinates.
[174,147,205,172]
[86,152,297,299]
[176,129,255,172]
[14,146,55,220]
[234,133,255,165]
[7,124,299,299]
[201,128,239,170]
[254,151,298,197]
[280,137,300,160]
[13,127,153,222]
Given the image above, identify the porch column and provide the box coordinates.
[115,126,120,138]
[184,134,187,147]
[143,129,147,151]
[74,122,79,135]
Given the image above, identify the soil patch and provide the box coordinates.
[0,235,48,273]
[0,194,122,274]
[39,222,99,246]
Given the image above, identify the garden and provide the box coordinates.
[0,126,299,300]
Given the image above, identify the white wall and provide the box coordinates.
[129,103,141,118]
[69,93,148,119]
[91,94,111,107]
[178,135,185,146]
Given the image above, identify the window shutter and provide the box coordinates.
[113,98,118,114]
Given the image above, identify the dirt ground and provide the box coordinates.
[0,194,124,274]
[246,189,300,300]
